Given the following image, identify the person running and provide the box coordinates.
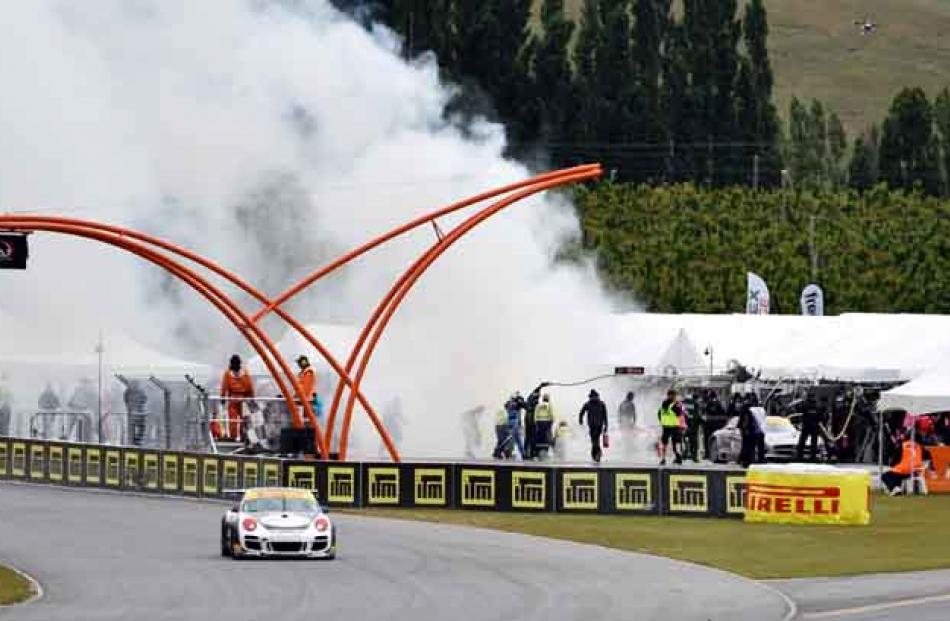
[578,389,608,462]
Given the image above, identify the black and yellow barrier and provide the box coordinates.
[0,437,747,518]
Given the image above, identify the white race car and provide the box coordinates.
[221,487,336,560]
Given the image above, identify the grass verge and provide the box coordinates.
[348,494,950,579]
[0,564,33,606]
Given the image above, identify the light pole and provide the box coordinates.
[703,346,714,376]
[96,331,103,443]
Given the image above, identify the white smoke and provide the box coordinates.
[0,0,629,458]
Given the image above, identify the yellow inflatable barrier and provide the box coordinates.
[744,465,871,526]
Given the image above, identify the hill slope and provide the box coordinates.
[558,0,950,135]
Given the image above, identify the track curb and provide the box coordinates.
[0,562,43,609]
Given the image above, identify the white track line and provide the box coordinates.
[803,592,950,618]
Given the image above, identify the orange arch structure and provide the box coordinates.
[334,166,603,459]
[256,164,601,454]
[0,216,330,459]
[0,163,601,462]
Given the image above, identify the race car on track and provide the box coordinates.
[220,487,336,560]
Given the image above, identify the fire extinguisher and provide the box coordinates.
[602,431,610,449]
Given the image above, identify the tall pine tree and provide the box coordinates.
[572,0,605,163]
[934,87,950,195]
[529,0,576,165]
[879,87,941,194]
[736,0,781,186]
[633,0,673,180]
[681,0,742,185]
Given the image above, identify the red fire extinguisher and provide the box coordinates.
[602,431,610,449]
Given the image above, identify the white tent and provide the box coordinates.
[246,322,357,377]
[656,328,706,376]
[609,312,950,383]
[879,362,950,414]
[0,306,210,377]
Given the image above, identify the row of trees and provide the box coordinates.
[787,87,950,197]
[339,0,782,186]
[336,1,950,197]
[573,183,950,313]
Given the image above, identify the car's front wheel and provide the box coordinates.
[220,523,232,558]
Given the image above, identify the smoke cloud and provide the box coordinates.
[0,0,629,457]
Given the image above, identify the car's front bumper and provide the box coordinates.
[239,532,333,558]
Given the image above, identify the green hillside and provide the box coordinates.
[556,0,950,134]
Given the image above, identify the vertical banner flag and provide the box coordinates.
[800,284,824,316]
[746,272,770,314]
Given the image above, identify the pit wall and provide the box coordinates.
[0,437,748,518]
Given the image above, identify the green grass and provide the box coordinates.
[0,565,33,606]
[349,494,950,579]
[552,0,950,135]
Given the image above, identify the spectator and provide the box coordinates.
[578,389,608,462]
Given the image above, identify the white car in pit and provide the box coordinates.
[221,487,336,560]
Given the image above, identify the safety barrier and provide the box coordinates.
[0,436,749,518]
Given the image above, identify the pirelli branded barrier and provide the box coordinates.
[744,465,871,526]
[1,437,760,518]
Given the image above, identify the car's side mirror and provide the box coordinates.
[320,504,331,514]
[231,503,240,512]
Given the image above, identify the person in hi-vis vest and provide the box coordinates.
[533,393,555,454]
[657,389,684,465]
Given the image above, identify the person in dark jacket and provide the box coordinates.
[738,393,766,467]
[796,394,822,461]
[578,389,608,462]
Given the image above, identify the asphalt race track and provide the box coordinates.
[774,569,950,621]
[0,483,791,621]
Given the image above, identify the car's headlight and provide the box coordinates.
[242,517,258,532]
[314,517,330,532]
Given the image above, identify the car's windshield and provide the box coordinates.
[242,496,317,513]
[766,418,794,433]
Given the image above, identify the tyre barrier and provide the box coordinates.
[0,437,748,518]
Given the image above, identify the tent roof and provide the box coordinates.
[0,307,210,376]
[246,322,357,376]
[608,313,950,382]
[879,360,950,414]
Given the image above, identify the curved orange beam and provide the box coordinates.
[324,165,602,447]
[252,165,600,323]
[0,214,383,459]
[336,167,602,459]
[0,218,329,459]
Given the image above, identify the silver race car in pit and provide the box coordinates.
[221,487,336,560]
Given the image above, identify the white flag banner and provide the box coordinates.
[746,272,770,314]
[800,283,824,316]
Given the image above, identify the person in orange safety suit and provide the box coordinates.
[296,355,320,423]
[218,354,254,440]
[881,429,925,496]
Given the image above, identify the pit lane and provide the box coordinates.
[0,482,790,621]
